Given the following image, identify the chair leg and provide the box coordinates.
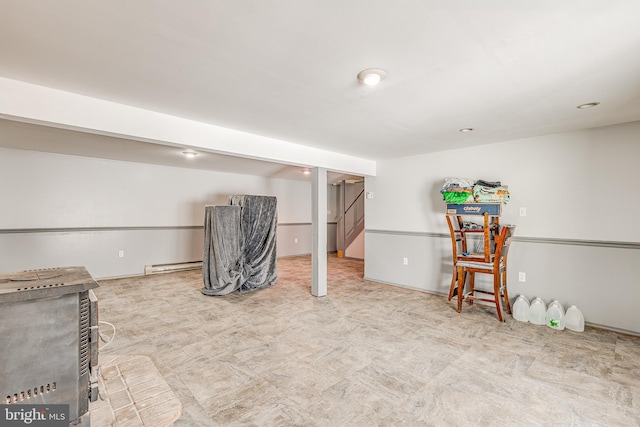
[468,273,475,306]
[493,272,504,322]
[448,267,457,301]
[457,267,465,313]
[502,270,511,314]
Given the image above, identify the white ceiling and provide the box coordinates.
[1,1,640,177]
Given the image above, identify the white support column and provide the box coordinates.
[311,167,327,297]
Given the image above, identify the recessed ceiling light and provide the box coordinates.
[576,102,600,109]
[459,128,474,133]
[357,68,387,86]
[182,151,198,158]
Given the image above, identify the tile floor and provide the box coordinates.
[92,255,640,426]
[90,354,182,426]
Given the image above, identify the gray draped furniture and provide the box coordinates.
[202,195,277,296]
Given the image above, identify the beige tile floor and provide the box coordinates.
[90,354,182,426]
[93,255,640,426]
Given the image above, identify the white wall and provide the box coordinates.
[0,148,311,228]
[365,121,640,334]
[0,147,329,278]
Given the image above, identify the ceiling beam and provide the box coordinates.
[0,77,376,177]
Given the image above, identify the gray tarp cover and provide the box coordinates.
[202,195,277,296]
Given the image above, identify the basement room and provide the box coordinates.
[1,1,639,426]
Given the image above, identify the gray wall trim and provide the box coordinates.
[366,229,443,238]
[365,229,640,250]
[513,236,640,250]
[0,226,204,234]
[279,222,338,226]
[0,222,338,234]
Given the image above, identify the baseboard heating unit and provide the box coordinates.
[144,261,202,275]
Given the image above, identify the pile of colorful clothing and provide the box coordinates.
[441,178,510,204]
[440,177,474,203]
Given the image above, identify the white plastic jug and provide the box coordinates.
[512,295,530,322]
[545,300,565,330]
[528,297,547,325]
[565,305,585,332]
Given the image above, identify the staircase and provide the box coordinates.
[336,180,365,259]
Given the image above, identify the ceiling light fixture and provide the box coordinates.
[182,151,198,158]
[303,169,311,175]
[357,68,387,86]
[576,102,600,109]
[459,128,474,133]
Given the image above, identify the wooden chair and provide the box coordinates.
[445,215,463,301]
[456,224,516,322]
[446,214,497,301]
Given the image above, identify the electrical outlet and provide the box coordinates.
[118,250,124,258]
[294,238,298,244]
[403,257,408,265]
[519,207,527,217]
[519,272,526,282]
